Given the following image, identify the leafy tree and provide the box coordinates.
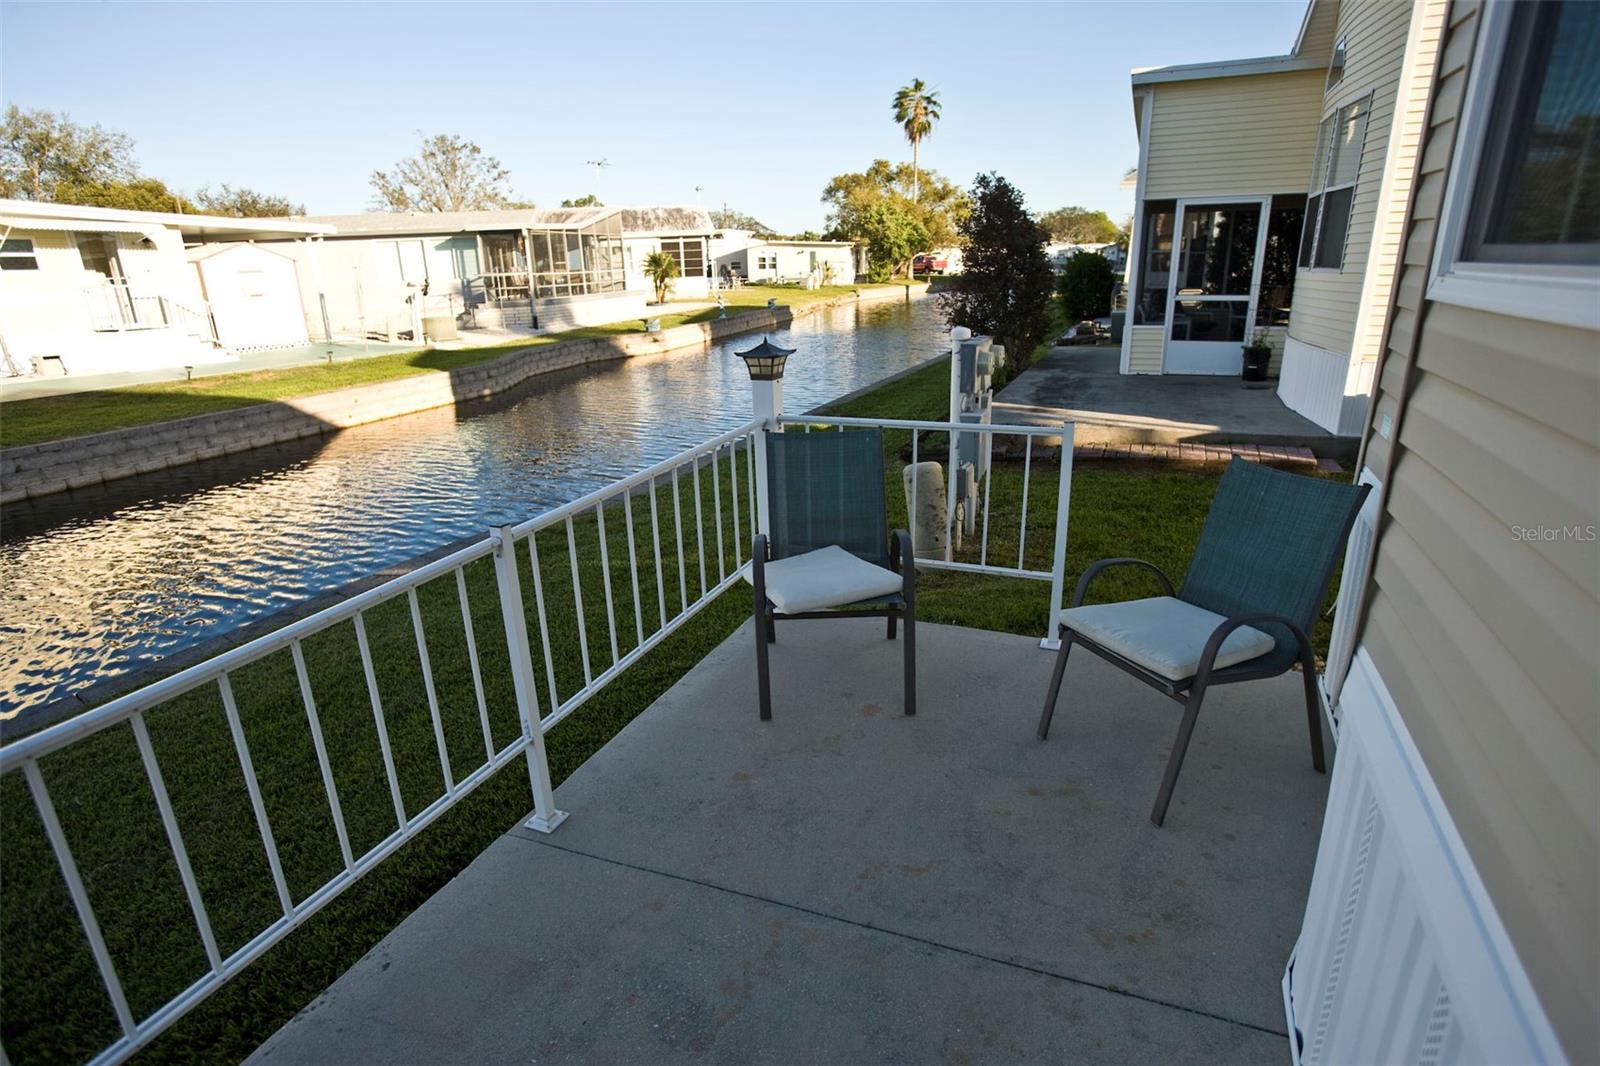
[0,105,136,200]
[371,133,511,212]
[1057,251,1116,321]
[939,173,1055,373]
[858,201,928,283]
[643,249,680,304]
[194,184,304,217]
[1038,206,1120,244]
[710,208,776,235]
[561,194,603,207]
[821,159,967,252]
[892,78,941,203]
[51,177,196,213]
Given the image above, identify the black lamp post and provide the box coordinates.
[734,337,795,382]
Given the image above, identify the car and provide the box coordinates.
[913,248,963,275]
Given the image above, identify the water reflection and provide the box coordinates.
[0,298,946,718]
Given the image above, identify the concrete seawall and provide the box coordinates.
[1,284,930,504]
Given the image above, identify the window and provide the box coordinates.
[1462,1,1599,265]
[0,237,38,270]
[656,237,706,277]
[1326,36,1347,92]
[1299,96,1370,270]
[1429,0,1600,328]
[1133,199,1175,324]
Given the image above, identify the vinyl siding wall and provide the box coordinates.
[1354,0,1599,1053]
[1288,0,1417,358]
[1141,70,1325,199]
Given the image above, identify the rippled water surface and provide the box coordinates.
[2,298,947,718]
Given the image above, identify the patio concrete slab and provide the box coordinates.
[995,345,1353,455]
[249,618,1330,1064]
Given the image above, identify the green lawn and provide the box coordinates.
[0,285,901,449]
[0,346,1341,1064]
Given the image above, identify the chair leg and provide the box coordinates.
[1150,683,1208,827]
[1036,630,1073,740]
[1300,643,1327,773]
[902,606,916,716]
[755,606,773,721]
[767,613,777,644]
[887,611,897,640]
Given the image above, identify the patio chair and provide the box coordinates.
[749,428,915,721]
[1037,458,1370,826]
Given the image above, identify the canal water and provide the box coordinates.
[1,297,947,720]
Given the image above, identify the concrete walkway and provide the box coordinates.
[996,345,1352,455]
[249,619,1328,1064]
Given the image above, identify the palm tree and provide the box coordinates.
[643,250,680,305]
[892,79,941,203]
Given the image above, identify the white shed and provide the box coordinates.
[189,243,309,351]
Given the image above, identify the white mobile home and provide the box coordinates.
[710,231,857,286]
[620,207,715,300]
[0,200,330,377]
[277,208,647,341]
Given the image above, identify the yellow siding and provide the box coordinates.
[1288,0,1423,357]
[1142,70,1325,199]
[1355,0,1600,1053]
[1127,326,1163,374]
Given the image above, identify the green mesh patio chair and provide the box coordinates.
[1037,459,1370,826]
[748,428,915,720]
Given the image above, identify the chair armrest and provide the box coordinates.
[889,529,913,574]
[1072,557,1175,607]
[752,534,768,590]
[1192,612,1312,689]
[891,530,915,607]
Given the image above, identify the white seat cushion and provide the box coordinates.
[1060,596,1275,681]
[746,544,903,614]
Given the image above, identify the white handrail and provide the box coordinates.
[0,409,1072,1066]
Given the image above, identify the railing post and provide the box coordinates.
[492,526,568,833]
[1041,422,1074,651]
[751,378,783,540]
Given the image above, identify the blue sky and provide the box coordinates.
[2,2,1307,232]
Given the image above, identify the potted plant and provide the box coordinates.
[1242,329,1273,383]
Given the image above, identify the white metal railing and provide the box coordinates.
[0,418,763,1066]
[0,402,1074,1065]
[782,414,1075,648]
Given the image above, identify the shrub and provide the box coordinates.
[938,173,1054,368]
[1056,252,1116,322]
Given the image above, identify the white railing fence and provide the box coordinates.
[0,419,762,1066]
[0,397,1075,1065]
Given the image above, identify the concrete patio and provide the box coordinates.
[248,618,1330,1064]
[995,345,1353,456]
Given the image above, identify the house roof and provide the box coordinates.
[296,206,618,237]
[0,198,334,240]
[618,206,714,235]
[1129,0,1337,89]
[1130,52,1325,86]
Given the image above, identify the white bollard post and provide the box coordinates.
[493,526,569,832]
[751,376,783,539]
[1040,423,1075,651]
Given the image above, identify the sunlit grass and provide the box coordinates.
[0,284,906,448]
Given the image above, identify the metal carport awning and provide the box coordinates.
[0,215,161,238]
